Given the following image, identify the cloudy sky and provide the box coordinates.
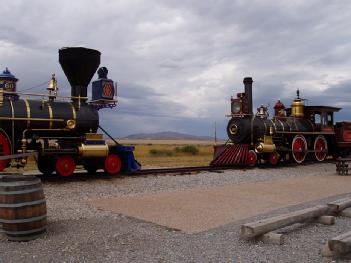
[1,0,351,138]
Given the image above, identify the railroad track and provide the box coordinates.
[22,165,241,182]
[23,160,334,182]
[122,165,239,176]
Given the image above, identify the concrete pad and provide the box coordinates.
[90,175,351,233]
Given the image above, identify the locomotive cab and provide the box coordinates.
[304,106,340,133]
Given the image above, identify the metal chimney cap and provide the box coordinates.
[59,47,101,55]
[59,47,101,89]
[243,77,253,84]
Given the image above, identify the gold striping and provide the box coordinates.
[4,90,88,100]
[48,104,53,129]
[9,100,14,154]
[0,117,64,122]
[275,131,335,135]
[23,99,31,128]
[71,104,76,120]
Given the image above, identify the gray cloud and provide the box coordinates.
[1,0,351,138]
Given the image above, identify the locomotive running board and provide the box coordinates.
[0,152,37,160]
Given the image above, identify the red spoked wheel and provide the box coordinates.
[0,131,11,171]
[55,155,76,177]
[269,151,279,165]
[246,150,257,167]
[104,154,122,175]
[314,135,328,162]
[291,135,307,164]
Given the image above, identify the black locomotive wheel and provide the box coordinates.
[37,156,55,175]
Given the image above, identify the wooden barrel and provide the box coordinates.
[0,173,47,241]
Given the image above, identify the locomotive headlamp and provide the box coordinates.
[229,124,238,135]
[231,101,241,114]
[66,119,76,129]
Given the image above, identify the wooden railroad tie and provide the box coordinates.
[328,198,351,214]
[240,205,331,241]
[240,197,351,245]
[322,231,351,258]
[340,207,351,218]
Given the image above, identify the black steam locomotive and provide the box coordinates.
[0,47,140,176]
[212,77,351,166]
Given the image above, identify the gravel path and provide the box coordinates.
[1,163,351,262]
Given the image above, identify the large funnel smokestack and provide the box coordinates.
[243,77,253,115]
[59,47,101,102]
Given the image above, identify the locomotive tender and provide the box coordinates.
[211,77,351,166]
[0,47,140,176]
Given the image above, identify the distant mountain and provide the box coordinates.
[123,131,218,140]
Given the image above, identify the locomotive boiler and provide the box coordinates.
[0,47,140,176]
[212,77,351,167]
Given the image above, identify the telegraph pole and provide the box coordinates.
[214,121,217,145]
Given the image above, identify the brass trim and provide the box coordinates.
[0,117,64,122]
[9,100,14,154]
[229,124,238,135]
[71,104,76,120]
[78,143,109,158]
[291,99,304,118]
[255,135,276,153]
[270,119,277,133]
[48,104,53,129]
[4,90,88,100]
[0,89,3,106]
[85,133,103,140]
[255,142,276,153]
[275,131,335,135]
[23,99,31,128]
[66,120,76,129]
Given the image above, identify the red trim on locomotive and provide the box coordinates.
[0,131,10,171]
[104,154,122,175]
[214,77,351,167]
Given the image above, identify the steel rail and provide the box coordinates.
[121,165,241,176]
[22,165,241,180]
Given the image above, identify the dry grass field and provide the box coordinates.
[118,139,220,167]
[5,139,220,172]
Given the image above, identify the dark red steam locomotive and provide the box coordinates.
[0,47,140,176]
[211,77,351,167]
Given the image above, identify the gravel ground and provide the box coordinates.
[1,162,351,262]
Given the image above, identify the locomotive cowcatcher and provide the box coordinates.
[211,77,351,167]
[0,47,140,176]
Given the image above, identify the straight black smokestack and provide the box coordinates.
[243,77,253,115]
[59,47,101,102]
